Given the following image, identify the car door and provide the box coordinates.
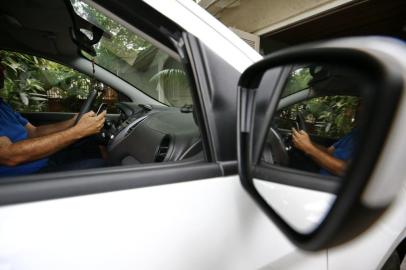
[0,0,327,269]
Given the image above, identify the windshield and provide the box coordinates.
[281,66,313,98]
[70,0,192,107]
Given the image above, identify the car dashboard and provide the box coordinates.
[104,102,203,165]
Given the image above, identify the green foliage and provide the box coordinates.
[71,0,192,107]
[150,69,189,92]
[279,96,359,139]
[71,0,150,75]
[277,65,359,139]
[0,50,92,112]
[72,0,150,56]
[0,0,193,113]
[1,51,47,112]
[282,67,313,97]
[150,68,191,106]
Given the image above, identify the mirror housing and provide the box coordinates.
[237,37,406,250]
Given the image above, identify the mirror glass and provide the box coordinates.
[253,63,368,233]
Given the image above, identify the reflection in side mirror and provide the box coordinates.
[263,64,363,175]
[254,179,335,233]
[237,38,405,250]
[257,63,365,233]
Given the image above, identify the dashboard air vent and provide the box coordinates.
[155,135,171,162]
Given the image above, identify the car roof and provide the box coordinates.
[0,0,78,59]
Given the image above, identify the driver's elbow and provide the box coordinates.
[27,129,38,138]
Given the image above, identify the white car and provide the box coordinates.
[0,0,405,270]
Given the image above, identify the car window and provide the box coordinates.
[0,1,206,177]
[280,66,313,98]
[259,64,363,176]
[0,50,126,114]
[274,95,359,140]
[70,0,193,108]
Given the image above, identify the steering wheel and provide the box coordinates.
[261,127,290,166]
[74,89,99,125]
[296,111,307,132]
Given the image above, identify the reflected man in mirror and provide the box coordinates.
[0,62,106,177]
[291,103,361,176]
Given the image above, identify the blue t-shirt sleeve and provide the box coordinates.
[0,125,5,137]
[331,133,354,161]
[13,110,28,126]
[2,101,29,127]
[332,136,345,149]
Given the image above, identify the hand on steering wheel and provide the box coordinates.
[74,89,99,125]
[295,111,307,132]
[74,111,106,138]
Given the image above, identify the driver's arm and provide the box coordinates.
[313,143,335,154]
[303,145,346,176]
[292,128,346,176]
[26,114,77,138]
[0,111,105,166]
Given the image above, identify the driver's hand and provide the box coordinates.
[292,128,314,154]
[73,111,106,138]
[69,113,79,126]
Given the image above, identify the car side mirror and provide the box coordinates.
[237,37,406,251]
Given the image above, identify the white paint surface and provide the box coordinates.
[0,176,326,270]
[254,180,335,233]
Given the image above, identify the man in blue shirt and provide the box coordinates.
[0,63,106,176]
[291,127,356,176]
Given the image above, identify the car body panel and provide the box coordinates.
[328,184,406,270]
[0,176,326,270]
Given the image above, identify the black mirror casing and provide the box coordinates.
[237,37,406,251]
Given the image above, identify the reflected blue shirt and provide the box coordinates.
[320,129,357,176]
[0,99,48,176]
